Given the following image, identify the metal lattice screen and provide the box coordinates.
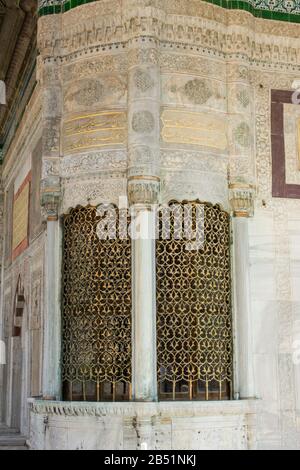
[156,201,233,401]
[62,205,132,401]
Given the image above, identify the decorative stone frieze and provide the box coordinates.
[28,397,256,418]
[61,176,126,213]
[37,2,300,72]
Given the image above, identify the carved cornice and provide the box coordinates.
[37,3,300,69]
[28,398,257,418]
[61,176,126,214]
[60,151,127,177]
[38,0,300,24]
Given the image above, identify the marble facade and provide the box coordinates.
[0,0,300,449]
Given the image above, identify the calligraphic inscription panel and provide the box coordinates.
[161,110,227,151]
[63,111,127,154]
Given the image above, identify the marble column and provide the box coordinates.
[41,191,61,399]
[131,203,157,401]
[229,183,255,399]
[39,44,62,399]
[127,35,160,401]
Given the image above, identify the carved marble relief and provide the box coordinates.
[43,118,60,156]
[62,55,128,83]
[42,158,60,179]
[30,273,42,331]
[30,270,43,397]
[237,89,251,109]
[233,122,252,149]
[160,149,228,174]
[160,54,226,80]
[132,111,155,134]
[43,87,62,119]
[133,68,154,93]
[61,176,127,214]
[38,3,300,68]
[3,289,12,341]
[60,150,127,177]
[161,171,229,210]
[162,74,226,111]
[63,75,127,113]
[227,84,252,115]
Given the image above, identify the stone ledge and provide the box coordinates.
[28,398,258,418]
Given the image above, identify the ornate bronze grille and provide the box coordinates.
[156,201,232,400]
[62,205,132,401]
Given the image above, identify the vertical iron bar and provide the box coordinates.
[96,380,100,402]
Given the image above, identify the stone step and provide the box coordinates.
[0,446,27,450]
[0,427,19,434]
[0,436,27,446]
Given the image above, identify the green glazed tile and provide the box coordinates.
[37,0,300,24]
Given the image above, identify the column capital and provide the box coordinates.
[128,177,160,206]
[41,176,61,221]
[229,183,256,218]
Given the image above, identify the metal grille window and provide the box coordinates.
[62,206,132,401]
[156,201,233,401]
